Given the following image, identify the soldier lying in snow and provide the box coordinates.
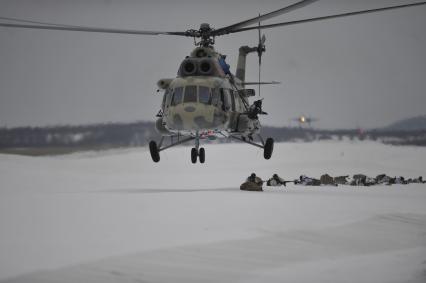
[294,175,321,186]
[349,174,376,186]
[267,174,287,186]
[407,176,424,184]
[240,173,264,191]
[320,174,337,186]
[395,176,407,184]
[246,173,263,186]
[334,175,349,185]
[375,174,394,185]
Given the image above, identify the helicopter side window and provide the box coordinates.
[220,89,231,111]
[165,89,172,107]
[171,87,183,106]
[162,89,172,109]
[211,88,220,106]
[184,85,197,103]
[199,86,211,104]
[233,90,241,111]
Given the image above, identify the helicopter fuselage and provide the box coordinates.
[155,47,260,140]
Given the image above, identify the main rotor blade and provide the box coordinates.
[227,1,426,34]
[0,21,186,36]
[243,81,281,85]
[0,16,81,27]
[212,0,318,36]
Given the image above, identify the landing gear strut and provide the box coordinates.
[190,147,206,164]
[230,134,274,160]
[149,133,272,163]
[148,134,206,164]
[199,147,205,163]
[263,138,274,160]
[149,136,195,163]
[191,148,197,163]
[190,134,205,164]
[149,141,160,163]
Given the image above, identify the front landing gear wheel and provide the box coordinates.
[191,148,198,164]
[264,138,274,160]
[199,148,205,163]
[149,141,160,163]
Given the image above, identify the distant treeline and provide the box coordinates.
[261,127,426,146]
[1,122,426,149]
[0,121,158,149]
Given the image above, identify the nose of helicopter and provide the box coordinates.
[165,103,226,131]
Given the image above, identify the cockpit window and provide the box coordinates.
[161,93,167,110]
[199,86,211,104]
[184,85,197,103]
[171,87,183,106]
[163,89,171,109]
[220,88,231,111]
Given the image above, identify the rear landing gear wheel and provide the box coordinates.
[199,147,205,163]
[191,148,198,164]
[149,141,160,163]
[264,138,274,160]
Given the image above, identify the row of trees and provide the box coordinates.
[1,122,426,149]
[0,122,157,148]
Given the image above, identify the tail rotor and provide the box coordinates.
[256,16,266,96]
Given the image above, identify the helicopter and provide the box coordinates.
[1,0,425,163]
[293,115,319,127]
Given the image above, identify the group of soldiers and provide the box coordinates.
[240,173,425,191]
[241,173,293,191]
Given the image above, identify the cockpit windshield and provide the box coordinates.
[184,85,197,103]
[199,86,211,104]
[168,85,212,106]
[166,86,238,113]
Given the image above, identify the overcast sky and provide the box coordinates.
[0,0,425,129]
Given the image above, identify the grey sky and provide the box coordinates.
[0,0,425,129]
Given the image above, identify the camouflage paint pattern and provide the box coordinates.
[163,76,231,132]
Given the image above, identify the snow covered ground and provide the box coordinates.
[0,141,425,283]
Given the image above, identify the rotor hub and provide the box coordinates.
[185,23,215,47]
[199,23,211,32]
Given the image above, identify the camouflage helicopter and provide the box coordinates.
[1,0,425,163]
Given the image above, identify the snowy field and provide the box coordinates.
[0,141,425,283]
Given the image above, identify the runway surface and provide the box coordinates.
[1,141,425,282]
